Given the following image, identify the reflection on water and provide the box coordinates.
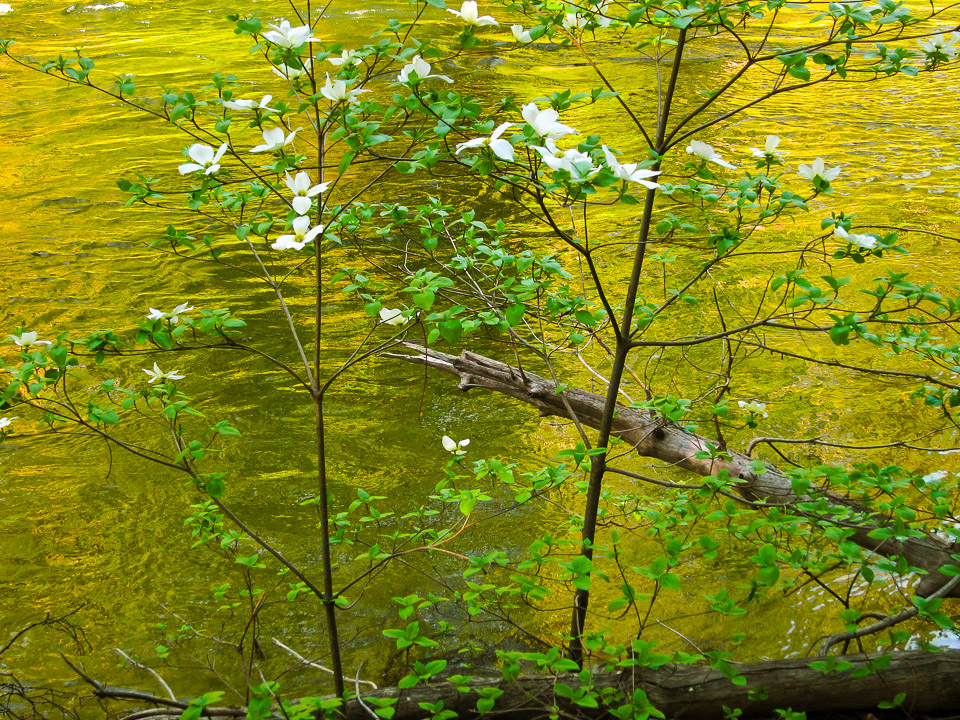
[2,0,960,710]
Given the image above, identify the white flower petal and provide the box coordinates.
[292,196,313,215]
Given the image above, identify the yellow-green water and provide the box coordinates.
[2,1,960,713]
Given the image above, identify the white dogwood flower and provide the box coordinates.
[521,103,577,140]
[749,134,786,160]
[223,94,273,111]
[455,122,515,161]
[272,60,311,80]
[534,141,598,181]
[178,143,228,175]
[511,25,532,42]
[320,73,369,104]
[798,157,842,184]
[262,19,318,48]
[250,127,299,153]
[918,33,959,56]
[0,4,13,14]
[143,363,185,383]
[397,55,453,84]
[447,1,498,26]
[379,308,405,326]
[834,226,877,250]
[601,145,661,189]
[284,171,329,215]
[147,302,194,323]
[592,0,612,28]
[442,435,470,456]
[738,400,768,417]
[8,331,50,347]
[0,417,17,431]
[562,12,588,31]
[686,140,736,170]
[272,215,323,251]
[923,470,949,486]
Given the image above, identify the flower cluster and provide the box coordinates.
[454,104,659,190]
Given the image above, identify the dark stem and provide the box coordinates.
[567,26,688,666]
[314,402,345,697]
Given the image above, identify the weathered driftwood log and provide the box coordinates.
[383,345,960,597]
[335,651,960,720]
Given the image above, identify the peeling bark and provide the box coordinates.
[384,345,960,597]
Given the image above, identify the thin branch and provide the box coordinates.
[271,639,378,690]
[112,649,177,702]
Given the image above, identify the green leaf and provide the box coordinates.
[338,151,357,175]
[438,319,463,344]
[247,696,273,720]
[505,304,525,326]
[413,291,435,311]
[398,674,419,690]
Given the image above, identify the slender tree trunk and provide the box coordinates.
[311,55,345,696]
[314,402,345,697]
[569,27,690,665]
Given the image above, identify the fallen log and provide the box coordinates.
[338,650,960,720]
[384,344,960,597]
[78,651,960,719]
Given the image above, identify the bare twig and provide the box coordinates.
[271,639,378,689]
[818,573,960,655]
[112,649,177,702]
